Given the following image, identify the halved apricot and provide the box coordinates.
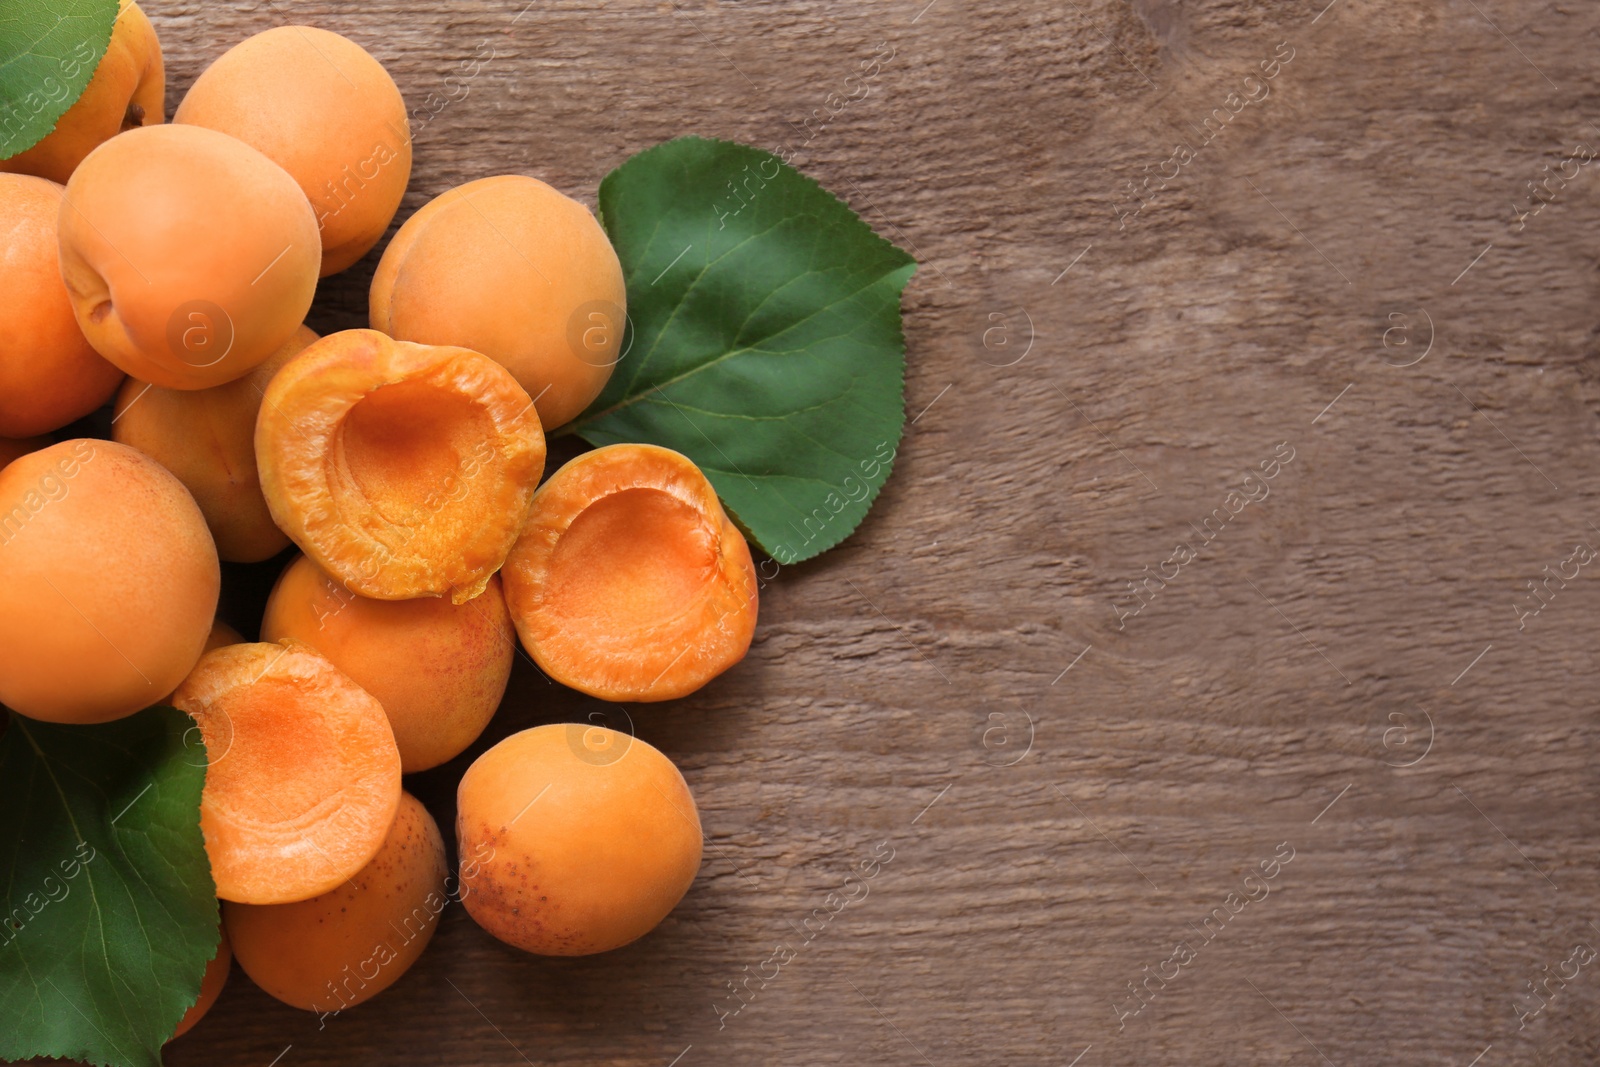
[502,444,757,701]
[457,724,702,955]
[255,329,545,603]
[224,791,447,1014]
[171,641,402,904]
[261,555,514,772]
[114,325,316,562]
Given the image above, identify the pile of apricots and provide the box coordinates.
[0,2,758,1037]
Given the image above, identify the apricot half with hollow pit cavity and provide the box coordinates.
[502,444,757,701]
[369,174,627,429]
[0,175,125,437]
[0,0,165,185]
[114,325,316,562]
[0,440,218,723]
[171,641,402,905]
[224,791,447,1013]
[175,26,411,277]
[262,555,514,773]
[457,724,702,956]
[256,329,546,604]
[58,123,320,390]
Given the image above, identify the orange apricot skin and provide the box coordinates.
[503,444,757,702]
[370,174,626,429]
[0,0,165,185]
[262,555,513,772]
[224,792,446,1013]
[170,928,231,1041]
[113,325,316,561]
[175,26,411,277]
[0,440,218,723]
[171,641,402,905]
[457,725,702,956]
[256,328,545,603]
[58,124,320,390]
[0,175,125,436]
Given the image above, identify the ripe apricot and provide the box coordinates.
[0,175,124,436]
[0,0,164,185]
[503,444,757,701]
[256,329,545,603]
[0,440,218,723]
[370,174,627,429]
[113,325,316,562]
[170,929,230,1041]
[175,26,411,277]
[457,724,702,955]
[0,437,51,471]
[224,792,446,1014]
[262,555,513,772]
[171,641,402,905]
[58,124,320,390]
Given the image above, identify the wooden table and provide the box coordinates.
[71,0,1600,1064]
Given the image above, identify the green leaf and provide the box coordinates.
[0,0,119,160]
[572,136,916,565]
[0,707,217,1067]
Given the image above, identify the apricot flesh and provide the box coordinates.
[457,724,702,955]
[170,929,230,1041]
[171,641,402,905]
[58,123,320,390]
[262,554,514,772]
[114,325,316,561]
[256,329,545,603]
[175,26,411,277]
[370,174,627,429]
[0,174,125,437]
[503,444,758,701]
[0,440,218,723]
[225,791,446,1014]
[0,0,165,185]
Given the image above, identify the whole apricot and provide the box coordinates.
[114,325,316,561]
[256,328,545,603]
[176,26,411,277]
[170,929,230,1041]
[0,440,218,723]
[172,641,402,905]
[262,555,514,772]
[503,444,757,701]
[457,724,702,956]
[0,174,124,437]
[58,123,320,390]
[224,792,447,1014]
[0,0,164,184]
[370,175,626,429]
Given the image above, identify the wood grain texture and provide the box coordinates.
[44,0,1600,1064]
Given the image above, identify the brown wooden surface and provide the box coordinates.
[79,0,1600,1064]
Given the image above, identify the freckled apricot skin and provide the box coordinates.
[0,175,125,437]
[173,641,401,905]
[0,0,165,185]
[370,175,627,429]
[224,792,447,1013]
[457,724,702,956]
[0,440,218,723]
[503,444,758,701]
[114,325,316,562]
[175,26,411,277]
[256,328,545,604]
[58,124,321,390]
[262,555,514,772]
[170,929,230,1041]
